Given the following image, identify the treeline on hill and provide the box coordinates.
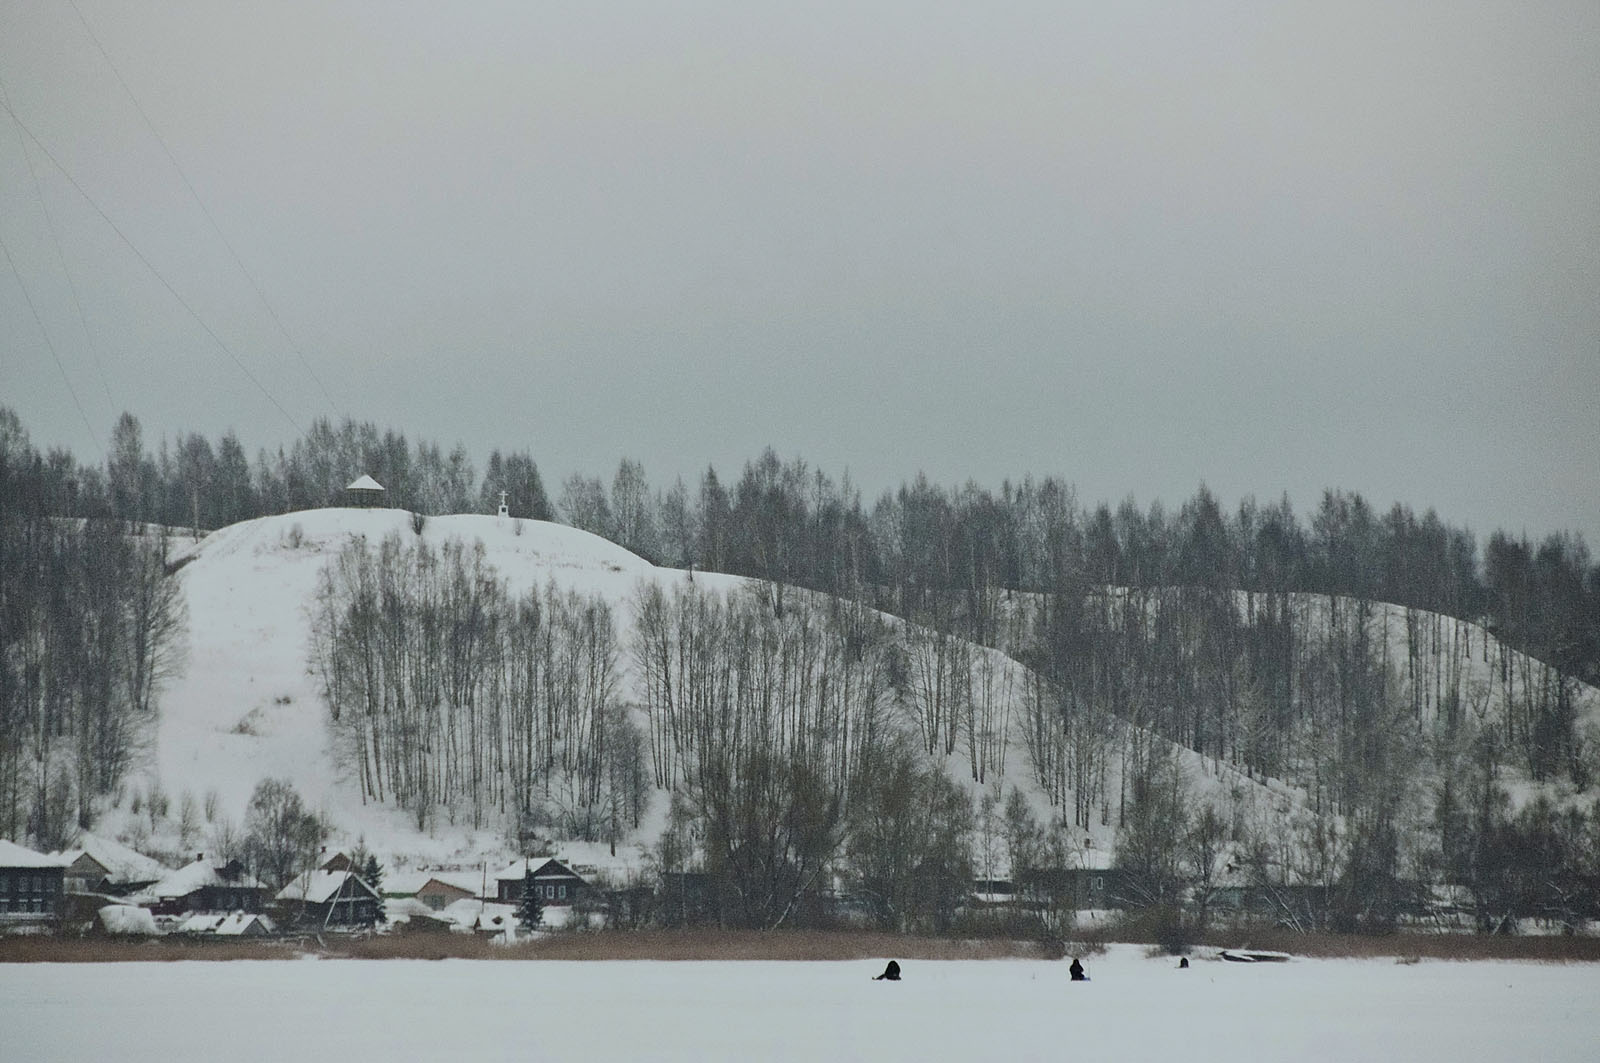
[309,539,993,931]
[7,406,1600,931]
[9,408,1594,687]
[0,423,186,850]
[306,529,1600,933]
[309,531,645,840]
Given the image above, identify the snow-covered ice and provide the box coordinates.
[3,945,1597,1062]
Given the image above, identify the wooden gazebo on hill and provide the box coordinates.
[346,474,385,508]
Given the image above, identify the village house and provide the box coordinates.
[495,858,588,906]
[383,869,483,910]
[140,855,266,917]
[438,898,520,936]
[273,870,382,928]
[384,896,455,934]
[176,911,277,937]
[1017,846,1130,912]
[54,833,169,896]
[0,839,66,927]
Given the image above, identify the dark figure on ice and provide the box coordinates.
[873,960,902,981]
[1069,957,1087,982]
[1179,957,1190,970]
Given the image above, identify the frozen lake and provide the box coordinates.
[4,945,1598,1061]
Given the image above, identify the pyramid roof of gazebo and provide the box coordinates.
[346,474,385,492]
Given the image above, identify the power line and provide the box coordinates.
[0,226,103,455]
[68,0,342,414]
[0,95,304,437]
[0,72,118,424]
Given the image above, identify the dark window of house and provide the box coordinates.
[558,885,567,899]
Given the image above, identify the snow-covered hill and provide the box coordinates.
[111,507,1598,883]
[137,510,722,866]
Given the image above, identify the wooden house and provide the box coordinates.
[1018,847,1130,912]
[58,851,115,895]
[55,834,168,896]
[274,870,382,928]
[495,858,587,906]
[177,911,276,937]
[385,897,454,933]
[0,839,66,926]
[141,856,266,916]
[415,876,476,910]
[382,869,483,910]
[438,898,520,935]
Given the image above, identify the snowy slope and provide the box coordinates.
[141,508,1280,871]
[120,506,1596,879]
[136,508,749,866]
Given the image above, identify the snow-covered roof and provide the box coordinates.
[56,834,169,884]
[494,860,533,882]
[275,870,376,904]
[384,869,485,897]
[493,857,582,882]
[438,898,519,930]
[146,858,264,898]
[346,474,385,492]
[98,904,161,936]
[0,839,65,868]
[177,911,276,936]
[384,896,435,922]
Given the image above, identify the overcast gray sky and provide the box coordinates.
[2,1,1596,546]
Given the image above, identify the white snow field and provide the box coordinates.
[4,947,1598,1062]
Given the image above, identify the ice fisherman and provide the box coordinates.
[874,960,902,981]
[1069,957,1087,981]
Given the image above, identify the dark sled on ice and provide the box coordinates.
[1220,949,1292,963]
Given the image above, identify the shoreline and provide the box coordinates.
[4,927,1600,964]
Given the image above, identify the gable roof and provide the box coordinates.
[56,834,170,885]
[275,869,379,904]
[178,911,276,935]
[0,839,65,868]
[146,858,265,899]
[438,898,519,930]
[494,857,583,882]
[346,474,385,492]
[381,869,487,897]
